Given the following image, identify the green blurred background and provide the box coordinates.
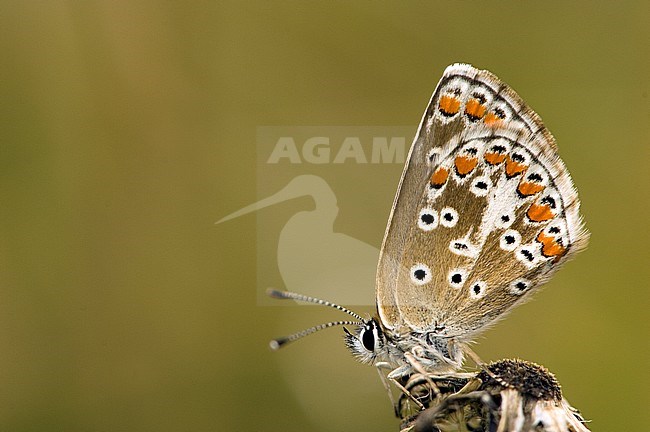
[1,1,648,431]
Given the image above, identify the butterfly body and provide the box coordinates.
[344,64,588,377]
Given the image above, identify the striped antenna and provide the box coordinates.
[266,288,364,349]
[269,320,360,350]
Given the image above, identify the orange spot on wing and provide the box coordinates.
[517,182,545,197]
[454,156,478,176]
[484,112,503,127]
[536,232,567,258]
[464,98,486,121]
[430,167,449,188]
[438,95,460,116]
[527,204,554,222]
[505,156,528,178]
[484,152,506,165]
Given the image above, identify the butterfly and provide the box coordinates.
[269,63,588,393]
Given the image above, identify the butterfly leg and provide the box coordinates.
[376,362,425,414]
[374,362,398,413]
[404,351,442,398]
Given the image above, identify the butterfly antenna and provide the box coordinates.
[266,288,364,321]
[267,288,365,350]
[269,320,360,350]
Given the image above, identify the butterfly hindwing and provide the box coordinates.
[376,64,588,337]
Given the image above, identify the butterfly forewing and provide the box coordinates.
[376,64,588,338]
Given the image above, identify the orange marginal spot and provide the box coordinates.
[464,98,486,121]
[484,152,507,165]
[484,112,503,127]
[454,156,478,177]
[430,167,449,188]
[505,155,528,178]
[438,95,461,117]
[527,203,554,222]
[517,181,545,197]
[536,232,567,258]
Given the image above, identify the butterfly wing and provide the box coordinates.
[375,64,588,338]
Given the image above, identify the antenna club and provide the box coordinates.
[269,337,290,350]
[266,288,288,299]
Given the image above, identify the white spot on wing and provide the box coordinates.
[509,278,531,295]
[500,229,521,252]
[449,238,479,258]
[417,208,439,231]
[515,243,543,269]
[470,175,491,197]
[469,281,487,299]
[410,263,432,285]
[440,207,459,227]
[447,269,467,289]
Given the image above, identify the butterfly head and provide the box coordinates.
[343,318,386,365]
[267,288,394,365]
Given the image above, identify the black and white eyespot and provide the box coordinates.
[541,221,569,243]
[461,145,479,157]
[436,79,469,122]
[487,138,511,154]
[469,281,487,299]
[470,175,491,197]
[509,278,532,295]
[525,188,563,225]
[490,101,512,121]
[539,189,562,210]
[469,88,493,106]
[443,78,469,97]
[509,150,530,166]
[546,224,562,235]
[417,208,439,231]
[500,229,522,252]
[439,207,459,228]
[426,148,441,165]
[410,263,432,285]
[524,166,547,185]
[515,243,542,269]
[449,238,479,258]
[495,210,515,229]
[541,220,567,237]
[447,268,467,289]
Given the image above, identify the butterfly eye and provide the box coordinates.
[410,264,432,285]
[361,325,375,352]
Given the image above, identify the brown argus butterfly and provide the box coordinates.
[269,63,589,399]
